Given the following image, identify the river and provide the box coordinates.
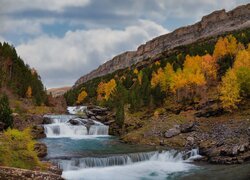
[40,107,250,180]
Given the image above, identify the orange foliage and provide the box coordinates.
[97,79,117,101]
[26,86,32,98]
[77,90,88,104]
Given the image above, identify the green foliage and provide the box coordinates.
[65,28,250,114]
[0,129,42,169]
[0,42,47,105]
[236,67,250,97]
[0,94,13,129]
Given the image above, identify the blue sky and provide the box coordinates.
[0,0,249,88]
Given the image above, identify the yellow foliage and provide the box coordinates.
[26,86,32,98]
[97,79,117,101]
[0,128,43,170]
[202,54,217,81]
[154,61,160,65]
[77,90,88,104]
[233,49,250,70]
[133,69,139,74]
[213,35,239,59]
[219,69,240,111]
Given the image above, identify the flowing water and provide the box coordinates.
[41,107,250,180]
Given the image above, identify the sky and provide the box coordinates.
[0,0,249,88]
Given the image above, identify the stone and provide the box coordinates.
[186,136,195,146]
[31,125,46,139]
[164,127,180,138]
[42,117,52,124]
[68,119,81,125]
[0,166,63,180]
[34,142,47,158]
[95,115,105,121]
[180,122,195,133]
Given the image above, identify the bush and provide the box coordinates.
[0,94,13,129]
[0,128,43,169]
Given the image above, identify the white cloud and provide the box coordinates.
[16,20,168,88]
[0,17,55,35]
[1,0,90,13]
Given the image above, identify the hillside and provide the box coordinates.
[65,3,250,164]
[47,86,71,97]
[74,3,250,87]
[0,42,46,105]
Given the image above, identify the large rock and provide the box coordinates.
[164,126,180,138]
[0,166,63,180]
[68,119,81,125]
[42,117,53,124]
[34,142,47,158]
[180,122,195,133]
[31,125,46,139]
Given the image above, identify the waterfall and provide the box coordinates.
[44,115,109,138]
[57,149,201,171]
[62,149,202,180]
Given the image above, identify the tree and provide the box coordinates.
[0,94,13,129]
[76,90,88,104]
[97,79,117,101]
[202,54,217,83]
[219,69,240,111]
[26,86,32,98]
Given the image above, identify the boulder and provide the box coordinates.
[42,117,53,124]
[31,125,46,139]
[95,115,105,121]
[85,110,95,117]
[186,136,195,146]
[34,142,47,158]
[68,119,81,125]
[180,122,195,133]
[164,126,180,138]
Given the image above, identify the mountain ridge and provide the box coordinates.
[74,3,250,87]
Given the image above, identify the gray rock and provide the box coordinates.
[68,119,81,125]
[31,125,46,139]
[164,127,180,138]
[34,142,47,158]
[186,136,195,146]
[180,122,195,133]
[43,117,53,124]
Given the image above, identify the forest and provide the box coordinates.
[65,29,250,127]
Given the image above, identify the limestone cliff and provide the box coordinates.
[74,3,250,87]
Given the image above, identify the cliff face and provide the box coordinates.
[74,4,250,87]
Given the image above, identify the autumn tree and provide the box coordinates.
[202,54,217,84]
[97,79,117,101]
[76,90,88,104]
[219,69,240,111]
[26,86,32,98]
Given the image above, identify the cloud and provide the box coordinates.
[0,0,90,13]
[16,20,168,88]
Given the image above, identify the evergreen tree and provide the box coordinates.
[0,94,13,129]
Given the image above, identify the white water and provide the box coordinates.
[67,106,87,115]
[43,107,202,180]
[44,114,109,138]
[62,149,201,180]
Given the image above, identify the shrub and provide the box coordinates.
[0,128,43,169]
[0,94,13,129]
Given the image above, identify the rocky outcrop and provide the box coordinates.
[34,142,47,158]
[0,166,63,180]
[74,4,250,87]
[31,125,46,139]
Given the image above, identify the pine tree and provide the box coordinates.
[0,94,13,129]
